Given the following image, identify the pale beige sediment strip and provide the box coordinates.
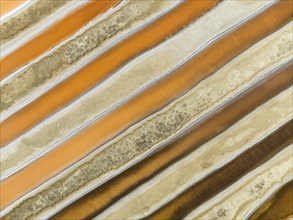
[1,22,292,220]
[0,0,85,57]
[185,146,293,220]
[0,0,128,87]
[0,0,273,180]
[0,0,127,117]
[0,0,69,43]
[0,0,178,117]
[245,185,292,220]
[247,180,293,220]
[97,88,293,220]
[0,0,121,81]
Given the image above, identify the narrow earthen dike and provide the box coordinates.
[0,1,292,219]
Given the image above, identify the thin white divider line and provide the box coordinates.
[86,80,288,219]
[0,0,89,59]
[0,0,128,86]
[0,0,33,23]
[243,177,292,220]
[184,146,293,220]
[1,53,290,220]
[0,0,182,122]
[0,0,277,180]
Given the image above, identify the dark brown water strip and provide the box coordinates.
[144,121,293,220]
[248,180,293,220]
[1,1,291,209]
[52,59,293,220]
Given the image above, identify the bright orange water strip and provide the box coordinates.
[0,0,220,146]
[0,0,120,80]
[0,0,27,17]
[52,64,292,220]
[0,1,291,210]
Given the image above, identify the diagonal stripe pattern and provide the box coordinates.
[0,0,292,219]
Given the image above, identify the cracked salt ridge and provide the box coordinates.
[0,0,178,120]
[0,0,271,181]
[2,0,288,212]
[98,88,292,220]
[0,0,216,147]
[0,0,123,82]
[247,181,293,220]
[51,59,293,220]
[188,146,292,220]
[2,21,292,220]
[144,117,292,220]
[1,0,67,41]
[0,0,85,57]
